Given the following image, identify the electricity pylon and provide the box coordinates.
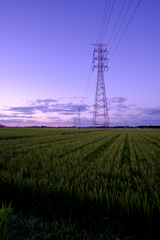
[73,117,77,127]
[78,108,81,128]
[92,43,109,127]
[73,108,81,128]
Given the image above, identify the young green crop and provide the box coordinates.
[0,128,160,239]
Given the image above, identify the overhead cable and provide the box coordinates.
[98,0,112,43]
[109,0,142,61]
[109,0,133,52]
[101,0,116,43]
[96,0,109,44]
[83,61,93,98]
[107,0,126,46]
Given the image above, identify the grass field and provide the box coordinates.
[0,128,160,239]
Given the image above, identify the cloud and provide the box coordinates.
[109,97,127,103]
[0,115,93,126]
[0,119,37,124]
[35,99,58,105]
[6,107,35,115]
[52,116,93,125]
[108,98,130,113]
[47,116,61,120]
[4,101,90,115]
[0,113,35,118]
[57,96,86,101]
[136,107,160,116]
[0,113,10,118]
[110,106,160,126]
[114,104,129,111]
[25,99,58,106]
[1,97,160,126]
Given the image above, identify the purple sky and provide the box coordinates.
[0,0,160,127]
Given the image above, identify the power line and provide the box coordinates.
[109,0,142,61]
[109,0,133,52]
[84,0,142,124]
[107,0,126,46]
[83,60,93,98]
[96,0,109,44]
[83,1,110,117]
[97,0,112,43]
[101,0,116,43]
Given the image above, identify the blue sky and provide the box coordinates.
[0,0,160,127]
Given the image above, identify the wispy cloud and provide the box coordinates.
[0,113,35,118]
[136,107,160,116]
[1,97,160,126]
[28,99,58,106]
[110,106,160,126]
[3,99,90,115]
[5,107,36,115]
[109,97,127,103]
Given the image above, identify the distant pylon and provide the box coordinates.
[73,117,77,127]
[92,43,109,128]
[78,108,81,128]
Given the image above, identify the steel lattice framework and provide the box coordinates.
[92,43,109,127]
[78,108,81,128]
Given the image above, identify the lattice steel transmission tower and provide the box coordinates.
[78,108,81,128]
[92,43,109,127]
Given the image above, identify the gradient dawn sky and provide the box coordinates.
[0,0,160,127]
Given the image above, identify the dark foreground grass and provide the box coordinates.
[0,203,135,240]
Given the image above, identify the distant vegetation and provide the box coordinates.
[0,128,160,239]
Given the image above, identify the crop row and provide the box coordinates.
[0,128,160,238]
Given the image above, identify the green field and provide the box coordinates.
[0,128,160,239]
